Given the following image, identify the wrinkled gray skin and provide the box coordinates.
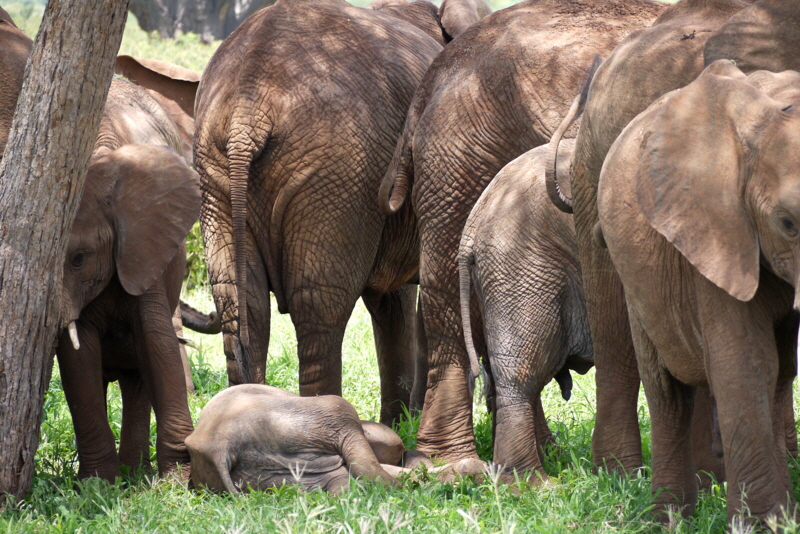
[0,6,32,158]
[598,62,800,524]
[546,0,754,475]
[186,385,398,493]
[56,79,200,481]
[458,142,592,483]
[194,0,487,426]
[379,0,666,461]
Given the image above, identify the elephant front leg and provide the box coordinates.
[136,286,194,478]
[691,385,725,488]
[700,293,793,523]
[57,327,120,481]
[118,371,153,473]
[362,284,417,426]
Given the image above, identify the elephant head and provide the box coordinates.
[634,60,800,305]
[60,144,201,347]
[114,56,201,160]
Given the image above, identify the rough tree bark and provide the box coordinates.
[129,0,275,42]
[0,0,130,502]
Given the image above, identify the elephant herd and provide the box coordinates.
[2,0,800,527]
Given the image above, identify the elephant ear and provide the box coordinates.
[101,144,201,296]
[438,0,491,41]
[114,56,200,118]
[636,60,783,302]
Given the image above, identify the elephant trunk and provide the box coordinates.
[545,55,602,214]
[180,299,222,334]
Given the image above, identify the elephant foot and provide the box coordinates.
[430,458,488,483]
[158,461,192,485]
[402,449,434,470]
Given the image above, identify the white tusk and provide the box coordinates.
[68,321,80,351]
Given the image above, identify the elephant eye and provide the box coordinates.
[781,217,798,237]
[71,252,86,268]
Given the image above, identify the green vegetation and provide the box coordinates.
[0,1,797,532]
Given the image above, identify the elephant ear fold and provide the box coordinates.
[438,0,491,41]
[109,144,201,296]
[636,60,778,302]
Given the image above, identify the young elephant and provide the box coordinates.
[458,142,592,483]
[57,79,201,481]
[186,384,399,494]
[598,61,800,524]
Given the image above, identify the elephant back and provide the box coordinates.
[0,9,32,158]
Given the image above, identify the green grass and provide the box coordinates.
[1,1,797,532]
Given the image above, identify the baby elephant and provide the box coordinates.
[186,385,400,493]
[458,141,592,483]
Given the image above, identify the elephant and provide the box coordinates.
[0,6,32,158]
[545,0,755,474]
[366,0,491,44]
[186,384,400,493]
[187,383,484,493]
[194,0,489,425]
[458,141,593,483]
[56,78,201,481]
[378,0,666,461]
[114,55,200,160]
[597,61,800,524]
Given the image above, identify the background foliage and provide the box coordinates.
[1,0,796,532]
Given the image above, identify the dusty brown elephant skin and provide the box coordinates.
[458,142,592,483]
[546,0,754,474]
[194,0,470,425]
[186,385,398,493]
[598,62,800,524]
[0,6,32,157]
[56,79,200,482]
[379,0,666,461]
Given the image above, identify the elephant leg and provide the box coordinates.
[118,370,153,473]
[57,326,120,481]
[701,296,792,522]
[533,395,554,451]
[775,314,798,459]
[691,385,725,489]
[573,160,642,473]
[416,281,478,460]
[632,315,696,521]
[409,291,428,413]
[172,306,194,393]
[136,283,194,477]
[362,284,417,426]
[204,185,270,386]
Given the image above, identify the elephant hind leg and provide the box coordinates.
[118,371,153,474]
[362,284,418,426]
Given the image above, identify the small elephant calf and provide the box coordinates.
[186,385,402,493]
[458,141,593,482]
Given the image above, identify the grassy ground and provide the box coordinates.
[2,1,799,532]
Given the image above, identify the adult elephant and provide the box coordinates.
[57,79,200,481]
[194,0,484,425]
[0,6,32,157]
[546,0,752,473]
[379,0,665,460]
[597,61,800,525]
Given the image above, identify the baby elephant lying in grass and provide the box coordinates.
[187,384,483,493]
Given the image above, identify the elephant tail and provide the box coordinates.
[545,54,602,214]
[379,87,428,216]
[180,299,222,335]
[226,124,270,356]
[457,226,481,385]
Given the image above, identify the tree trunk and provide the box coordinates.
[0,0,129,502]
[129,0,275,42]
